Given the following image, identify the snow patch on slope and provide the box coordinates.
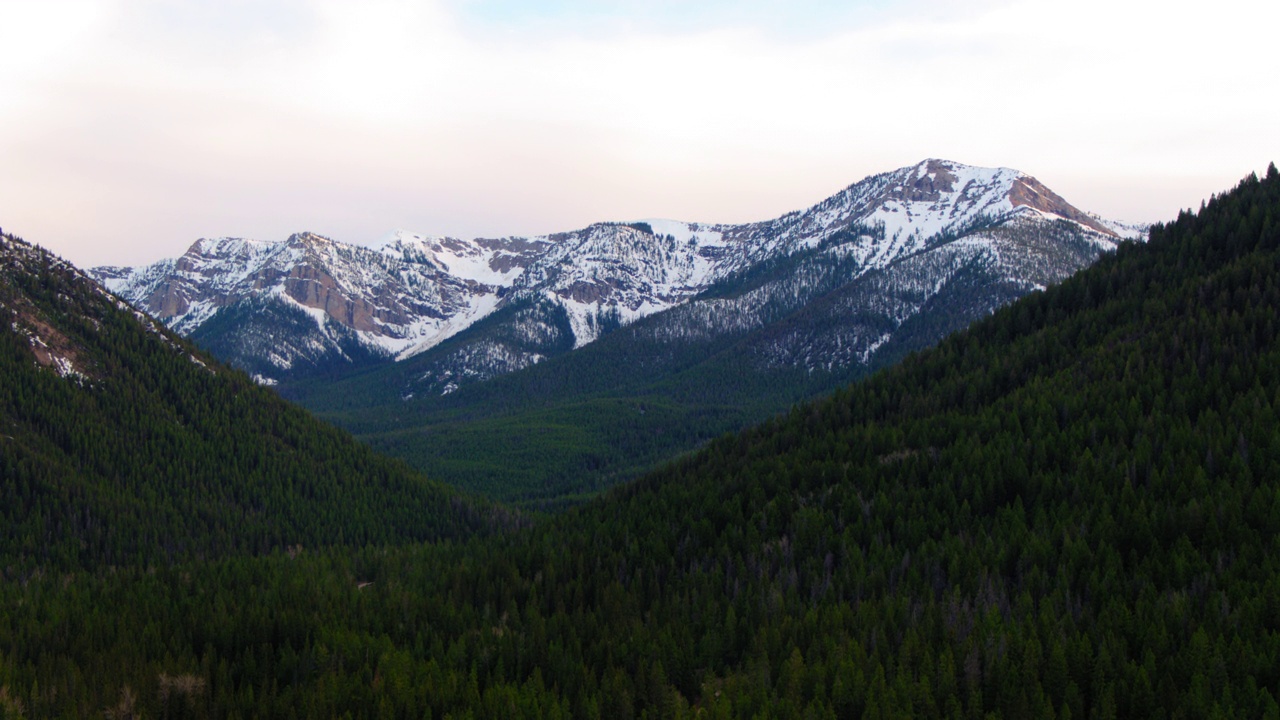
[88,159,1135,383]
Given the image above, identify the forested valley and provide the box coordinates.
[1,164,1279,717]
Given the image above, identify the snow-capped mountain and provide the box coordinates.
[92,230,549,381]
[92,160,1145,387]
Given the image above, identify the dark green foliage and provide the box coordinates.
[286,233,878,506]
[191,295,388,381]
[3,164,1280,717]
[0,235,504,575]
[289,219,1106,508]
[365,395,752,509]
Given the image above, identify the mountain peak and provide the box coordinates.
[285,231,340,247]
[185,236,275,258]
[888,159,1118,237]
[1007,174,1117,236]
[91,160,1142,385]
[374,229,449,251]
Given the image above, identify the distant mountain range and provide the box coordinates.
[91,159,1145,390]
[91,159,1147,504]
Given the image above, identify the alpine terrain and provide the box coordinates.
[94,159,1146,504]
[94,159,1143,388]
[3,165,1277,718]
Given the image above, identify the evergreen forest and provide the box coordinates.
[0,236,508,575]
[281,203,1110,511]
[0,165,1279,717]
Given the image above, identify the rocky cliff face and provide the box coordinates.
[93,231,550,379]
[92,159,1145,386]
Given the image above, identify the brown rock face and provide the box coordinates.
[146,283,192,319]
[558,280,609,305]
[479,237,550,275]
[20,312,82,373]
[902,159,958,200]
[280,272,413,335]
[1009,176,1117,237]
[103,230,523,350]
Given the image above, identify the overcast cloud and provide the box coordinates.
[0,0,1276,266]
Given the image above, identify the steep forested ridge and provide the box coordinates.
[2,165,1280,718]
[0,233,504,575]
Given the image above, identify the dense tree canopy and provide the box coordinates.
[0,235,508,576]
[0,164,1278,717]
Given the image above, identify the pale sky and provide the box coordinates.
[1,0,1276,267]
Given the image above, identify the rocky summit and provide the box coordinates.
[92,159,1145,387]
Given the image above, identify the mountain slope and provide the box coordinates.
[91,230,549,381]
[366,158,1138,394]
[0,231,505,574]
[95,160,1142,506]
[291,181,1136,506]
[94,160,1141,389]
[5,166,1277,718]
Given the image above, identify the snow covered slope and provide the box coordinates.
[92,160,1145,385]
[93,231,548,381]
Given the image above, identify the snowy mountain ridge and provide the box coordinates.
[94,230,548,361]
[91,159,1145,385]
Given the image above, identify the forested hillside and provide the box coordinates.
[0,233,504,576]
[294,213,1112,509]
[2,165,1279,717]
[96,160,1131,508]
